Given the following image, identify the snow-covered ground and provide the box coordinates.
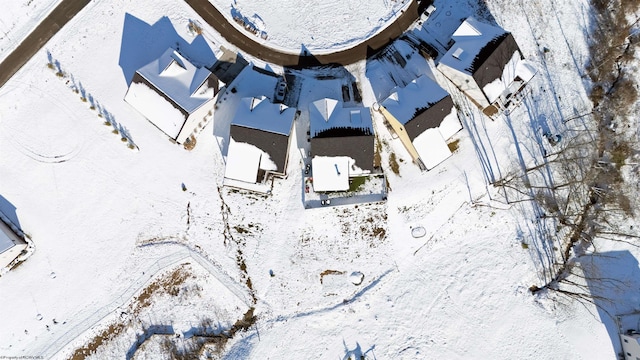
[212,0,412,54]
[0,0,637,359]
[0,0,60,63]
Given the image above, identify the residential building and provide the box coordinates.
[379,74,461,170]
[437,17,536,114]
[309,98,374,192]
[124,48,220,144]
[621,331,640,360]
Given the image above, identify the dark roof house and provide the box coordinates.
[379,75,461,170]
[309,99,375,192]
[437,17,536,114]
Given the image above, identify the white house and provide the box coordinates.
[224,96,296,192]
[124,48,220,144]
[437,17,536,114]
[0,217,27,269]
[308,98,374,192]
[379,75,461,170]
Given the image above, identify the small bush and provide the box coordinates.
[611,141,632,169]
[521,242,529,249]
[389,153,400,175]
[618,193,634,216]
[448,139,460,153]
[46,63,55,70]
[183,136,197,151]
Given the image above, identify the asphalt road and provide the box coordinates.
[0,0,91,88]
[185,0,421,67]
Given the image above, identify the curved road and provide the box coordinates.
[0,0,423,87]
[186,0,422,67]
[0,0,90,88]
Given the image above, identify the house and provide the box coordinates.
[124,48,220,144]
[437,17,536,114]
[0,215,27,269]
[379,74,461,170]
[224,96,296,190]
[621,331,640,360]
[308,98,375,192]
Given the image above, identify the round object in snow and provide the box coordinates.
[350,271,364,285]
[36,314,43,321]
[49,272,56,279]
[411,226,426,238]
[372,102,380,112]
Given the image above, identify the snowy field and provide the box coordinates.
[0,0,60,63]
[210,0,412,54]
[0,0,638,359]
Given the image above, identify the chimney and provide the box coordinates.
[452,48,464,60]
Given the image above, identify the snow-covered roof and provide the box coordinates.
[225,136,280,185]
[439,17,509,75]
[311,156,350,192]
[125,81,187,138]
[224,139,262,184]
[438,107,463,141]
[412,128,452,170]
[135,48,215,114]
[483,53,537,103]
[0,228,15,254]
[231,96,295,136]
[309,99,373,137]
[381,75,450,126]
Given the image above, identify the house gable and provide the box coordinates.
[381,75,454,142]
[309,99,375,171]
[134,48,218,114]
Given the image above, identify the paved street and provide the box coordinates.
[0,0,91,88]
